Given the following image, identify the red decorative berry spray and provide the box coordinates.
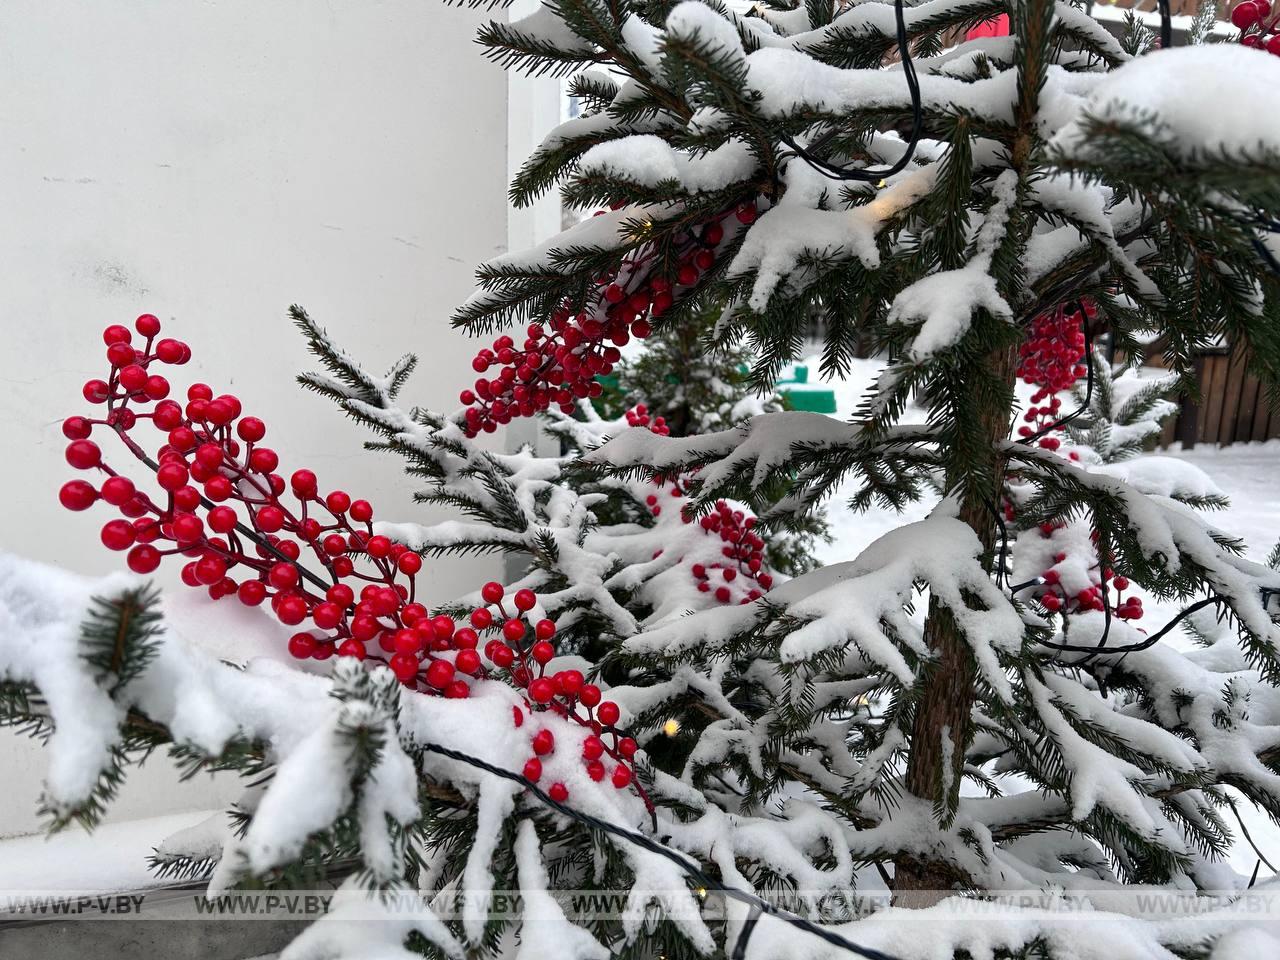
[59,316,647,807]
[1009,298,1145,626]
[459,201,759,437]
[1234,0,1280,55]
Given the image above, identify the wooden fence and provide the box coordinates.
[1157,346,1280,448]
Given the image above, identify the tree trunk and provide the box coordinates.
[893,343,1019,905]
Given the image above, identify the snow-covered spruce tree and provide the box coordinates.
[453,0,1280,945]
[8,4,1280,960]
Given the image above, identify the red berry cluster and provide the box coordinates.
[1234,0,1280,54]
[479,582,645,807]
[60,316,532,699]
[624,403,669,436]
[690,500,773,605]
[458,202,758,437]
[1015,300,1094,454]
[621,406,776,604]
[1035,548,1145,622]
[60,318,658,808]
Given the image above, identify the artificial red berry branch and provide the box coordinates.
[59,317,648,805]
[459,201,759,437]
[1234,0,1280,54]
[1006,298,1147,627]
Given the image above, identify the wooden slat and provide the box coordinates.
[1176,355,1205,449]
[1199,354,1224,445]
[1235,373,1261,445]
[1252,385,1275,442]
[1217,350,1248,446]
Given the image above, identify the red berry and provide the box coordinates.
[65,440,101,470]
[100,520,136,551]
[534,619,556,640]
[83,379,110,403]
[617,737,637,759]
[579,684,601,708]
[144,375,170,400]
[471,608,493,629]
[390,653,419,683]
[324,490,350,514]
[426,659,456,690]
[276,595,308,625]
[288,633,317,659]
[502,618,526,643]
[290,469,317,498]
[445,680,470,699]
[454,627,479,649]
[204,476,232,504]
[172,512,204,543]
[249,447,279,473]
[456,649,482,674]
[338,638,367,660]
[98,476,135,506]
[59,480,98,511]
[106,342,136,367]
[597,701,620,726]
[735,202,757,224]
[155,339,185,364]
[1233,1,1261,27]
[156,461,189,491]
[557,670,584,696]
[195,554,227,585]
[490,644,515,668]
[481,581,505,604]
[548,782,569,803]
[312,602,343,630]
[257,506,285,533]
[532,729,555,755]
[586,760,605,781]
[366,535,391,558]
[62,416,91,440]
[127,544,161,573]
[513,588,536,612]
[398,552,423,575]
[269,562,299,589]
[118,365,147,393]
[583,736,604,761]
[229,419,264,446]
[238,580,267,606]
[523,757,543,782]
[135,313,161,337]
[611,765,632,789]
[529,678,556,703]
[350,499,373,522]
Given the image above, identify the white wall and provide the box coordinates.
[0,0,539,837]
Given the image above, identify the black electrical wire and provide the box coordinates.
[418,741,902,960]
[1157,0,1172,50]
[780,0,923,183]
[1034,595,1225,656]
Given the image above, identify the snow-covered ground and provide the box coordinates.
[805,354,1280,879]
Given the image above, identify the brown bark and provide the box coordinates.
[892,343,1020,904]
